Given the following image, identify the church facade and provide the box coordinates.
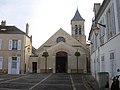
[28,9,89,73]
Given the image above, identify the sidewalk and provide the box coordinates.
[83,74,112,90]
[84,73,99,90]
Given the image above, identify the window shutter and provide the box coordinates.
[102,17,105,35]
[0,57,3,69]
[0,39,2,50]
[116,0,120,31]
[8,40,12,50]
[101,56,105,72]
[110,52,116,77]
[18,40,21,50]
[8,57,12,74]
[17,57,20,74]
[111,4,116,35]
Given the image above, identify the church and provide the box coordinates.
[28,9,90,73]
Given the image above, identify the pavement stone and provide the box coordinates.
[83,73,99,90]
[33,84,73,90]
[0,73,101,90]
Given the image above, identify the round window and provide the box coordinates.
[56,37,65,43]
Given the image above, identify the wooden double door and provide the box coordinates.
[56,52,68,73]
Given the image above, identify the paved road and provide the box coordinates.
[0,73,89,90]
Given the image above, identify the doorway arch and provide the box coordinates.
[56,51,68,73]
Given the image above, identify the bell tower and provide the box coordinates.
[71,9,86,45]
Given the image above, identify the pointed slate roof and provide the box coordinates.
[71,9,85,21]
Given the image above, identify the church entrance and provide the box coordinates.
[56,51,68,73]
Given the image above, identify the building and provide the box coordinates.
[28,9,90,73]
[0,21,32,74]
[88,0,120,87]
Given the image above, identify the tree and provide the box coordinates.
[74,49,81,73]
[42,50,49,73]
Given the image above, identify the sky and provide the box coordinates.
[0,0,103,49]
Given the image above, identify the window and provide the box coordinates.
[8,57,20,74]
[106,3,116,40]
[79,25,81,34]
[0,57,3,69]
[116,0,120,32]
[12,40,18,50]
[99,17,105,45]
[97,57,100,72]
[9,40,21,50]
[0,39,2,49]
[12,57,17,69]
[101,55,105,72]
[90,36,94,53]
[110,52,114,59]
[56,37,65,43]
[75,25,78,35]
[92,34,97,50]
[106,8,112,39]
[95,35,97,49]
[110,52,116,77]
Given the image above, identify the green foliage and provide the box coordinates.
[74,51,80,57]
[42,51,49,57]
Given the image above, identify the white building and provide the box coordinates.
[88,0,120,87]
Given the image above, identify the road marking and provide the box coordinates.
[29,74,52,90]
[82,76,89,90]
[0,87,19,90]
[40,83,71,86]
[70,74,76,90]
[0,75,28,84]
[0,79,4,81]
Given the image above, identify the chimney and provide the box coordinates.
[1,20,6,26]
[93,3,101,16]
[30,35,32,43]
[26,23,29,35]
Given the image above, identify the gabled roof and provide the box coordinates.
[32,46,36,54]
[36,28,86,54]
[71,9,85,21]
[0,25,29,37]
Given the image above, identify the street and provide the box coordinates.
[0,73,96,90]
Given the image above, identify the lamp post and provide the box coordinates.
[74,49,81,73]
[42,50,49,73]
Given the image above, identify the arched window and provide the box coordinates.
[75,25,78,35]
[56,37,66,43]
[79,25,81,34]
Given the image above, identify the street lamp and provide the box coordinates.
[92,20,106,36]
[42,50,49,73]
[74,49,81,73]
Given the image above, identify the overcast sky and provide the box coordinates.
[0,0,103,48]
